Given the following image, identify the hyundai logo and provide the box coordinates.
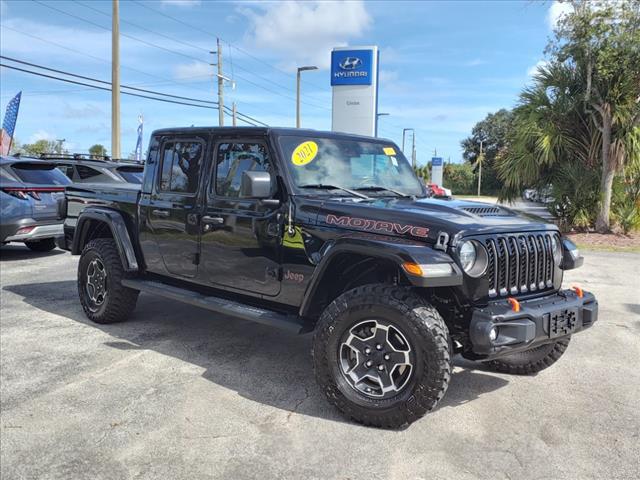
[339,57,362,70]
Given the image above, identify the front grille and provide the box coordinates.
[484,232,558,298]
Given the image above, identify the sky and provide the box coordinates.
[0,0,571,164]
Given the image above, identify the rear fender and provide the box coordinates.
[72,207,139,272]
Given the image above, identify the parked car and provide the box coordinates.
[425,182,452,198]
[40,154,144,185]
[522,188,536,201]
[1,156,71,251]
[58,127,596,428]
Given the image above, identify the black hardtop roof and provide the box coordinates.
[0,155,57,166]
[150,126,394,143]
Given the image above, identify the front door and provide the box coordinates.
[144,136,206,278]
[199,139,281,297]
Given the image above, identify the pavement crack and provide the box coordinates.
[286,386,311,422]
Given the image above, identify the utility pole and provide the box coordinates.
[216,38,224,127]
[232,102,237,127]
[477,140,484,196]
[111,0,121,158]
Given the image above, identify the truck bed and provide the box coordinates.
[65,183,140,219]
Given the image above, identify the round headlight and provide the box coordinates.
[551,235,563,265]
[458,240,488,278]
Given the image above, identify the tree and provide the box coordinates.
[460,109,514,194]
[89,144,107,158]
[21,139,58,156]
[548,0,640,231]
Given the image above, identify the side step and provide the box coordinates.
[121,279,303,334]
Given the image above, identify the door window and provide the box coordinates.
[214,142,270,197]
[159,140,204,193]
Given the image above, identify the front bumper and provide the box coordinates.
[468,289,598,360]
[3,220,63,243]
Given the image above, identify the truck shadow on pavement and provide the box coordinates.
[5,280,510,426]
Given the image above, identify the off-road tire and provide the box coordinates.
[24,238,56,252]
[486,337,571,375]
[312,285,451,428]
[78,238,138,324]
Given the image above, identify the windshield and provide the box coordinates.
[278,136,424,197]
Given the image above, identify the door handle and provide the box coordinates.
[152,209,170,218]
[202,215,224,225]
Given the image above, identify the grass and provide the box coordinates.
[572,242,640,253]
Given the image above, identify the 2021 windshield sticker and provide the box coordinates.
[291,141,318,166]
[383,147,396,156]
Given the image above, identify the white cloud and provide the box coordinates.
[465,58,487,67]
[174,61,212,80]
[547,1,573,30]
[239,0,372,71]
[28,130,57,143]
[527,60,548,76]
[378,70,399,84]
[161,0,201,7]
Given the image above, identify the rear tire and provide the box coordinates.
[78,238,138,324]
[485,337,571,375]
[25,238,56,252]
[312,285,451,428]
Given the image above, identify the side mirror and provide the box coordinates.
[240,171,272,199]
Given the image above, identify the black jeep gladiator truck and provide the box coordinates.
[58,127,597,428]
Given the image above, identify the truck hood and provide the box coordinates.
[314,196,557,243]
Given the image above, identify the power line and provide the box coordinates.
[31,0,330,112]
[0,56,218,105]
[32,0,207,64]
[0,63,219,110]
[0,24,215,97]
[1,60,266,126]
[129,0,329,92]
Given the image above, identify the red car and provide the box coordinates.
[426,183,452,198]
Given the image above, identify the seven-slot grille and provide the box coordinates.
[484,233,558,298]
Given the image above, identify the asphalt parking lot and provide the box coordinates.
[1,245,639,480]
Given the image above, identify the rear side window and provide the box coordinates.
[75,165,114,182]
[159,140,203,193]
[116,166,143,184]
[10,163,71,185]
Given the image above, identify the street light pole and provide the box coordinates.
[296,66,318,128]
[375,113,389,137]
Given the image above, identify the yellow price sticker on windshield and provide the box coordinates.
[291,141,318,166]
[383,147,396,156]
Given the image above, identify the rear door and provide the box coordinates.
[142,136,206,278]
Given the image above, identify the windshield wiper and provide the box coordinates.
[354,186,415,199]
[298,184,371,199]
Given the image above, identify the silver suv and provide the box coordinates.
[40,154,144,185]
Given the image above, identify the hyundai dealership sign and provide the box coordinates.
[331,46,379,137]
[331,50,373,86]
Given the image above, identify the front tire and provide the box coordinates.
[78,238,138,324]
[313,285,451,428]
[25,238,56,252]
[485,337,571,375]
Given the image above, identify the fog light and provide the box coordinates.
[15,226,35,235]
[489,327,498,342]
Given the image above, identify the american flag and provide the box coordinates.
[135,114,143,162]
[0,91,22,156]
